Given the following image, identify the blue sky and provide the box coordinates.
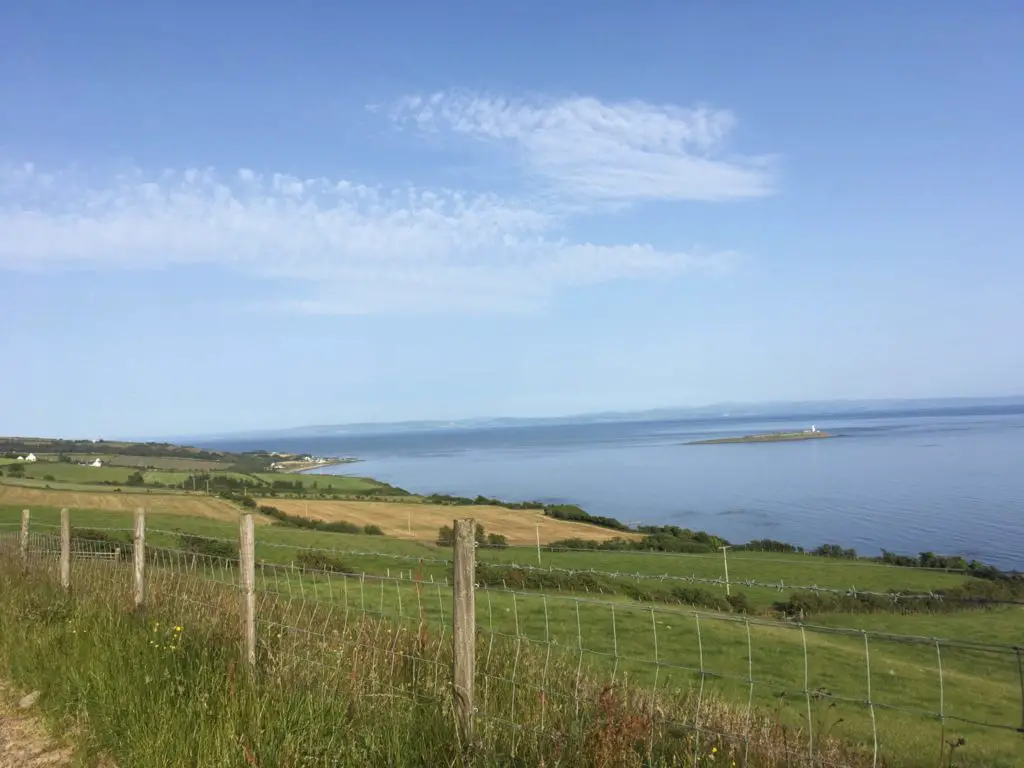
[2,2,1022,438]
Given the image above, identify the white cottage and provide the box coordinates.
[90,458,103,468]
[25,453,37,462]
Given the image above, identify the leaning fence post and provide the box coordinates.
[133,507,146,612]
[20,509,29,565]
[240,512,256,667]
[453,518,477,744]
[60,508,70,590]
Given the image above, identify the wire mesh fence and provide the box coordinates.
[1,508,1021,767]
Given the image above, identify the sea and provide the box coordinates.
[208,403,1024,570]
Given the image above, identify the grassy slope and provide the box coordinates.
[1,557,894,768]
[1,459,397,495]
[251,472,387,492]
[0,492,247,523]
[29,453,235,470]
[1,503,1020,766]
[262,497,637,544]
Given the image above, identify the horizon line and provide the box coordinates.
[146,393,1024,444]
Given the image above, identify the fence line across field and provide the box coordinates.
[0,518,994,577]
[11,519,1019,608]
[4,507,1024,767]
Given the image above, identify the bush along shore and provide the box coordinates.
[236,486,1022,598]
[415,493,1022,581]
[422,493,631,531]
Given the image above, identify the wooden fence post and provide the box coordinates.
[20,509,29,565]
[240,513,256,667]
[133,508,146,612]
[452,518,477,744]
[60,508,70,590]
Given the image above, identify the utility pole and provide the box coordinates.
[719,545,732,596]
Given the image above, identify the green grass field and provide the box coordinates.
[252,471,400,493]
[1,460,139,484]
[2,504,1020,766]
[29,453,237,471]
[1,458,400,499]
[4,554,885,768]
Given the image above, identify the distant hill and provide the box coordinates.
[164,395,1024,443]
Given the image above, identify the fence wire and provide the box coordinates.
[1,515,1021,768]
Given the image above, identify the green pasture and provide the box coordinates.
[1,504,1021,766]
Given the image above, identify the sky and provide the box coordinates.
[1,2,1022,439]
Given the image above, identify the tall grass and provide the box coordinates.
[0,543,888,768]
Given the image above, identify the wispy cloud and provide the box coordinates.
[389,91,774,203]
[0,162,726,314]
[0,93,766,314]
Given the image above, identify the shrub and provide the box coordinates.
[736,539,804,553]
[543,504,629,531]
[176,532,238,561]
[476,563,613,594]
[726,593,752,614]
[75,529,130,559]
[258,505,379,536]
[485,533,508,549]
[668,586,730,611]
[436,525,454,547]
[813,544,857,559]
[294,551,355,574]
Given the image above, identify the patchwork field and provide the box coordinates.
[29,453,234,471]
[261,497,640,544]
[0,484,633,544]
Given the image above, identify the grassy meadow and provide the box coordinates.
[1,501,1022,766]
[0,551,888,768]
[1,445,1022,767]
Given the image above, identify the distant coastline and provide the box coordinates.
[686,430,834,445]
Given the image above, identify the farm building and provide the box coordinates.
[90,458,103,468]
[25,453,37,462]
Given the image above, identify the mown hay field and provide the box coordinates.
[261,497,640,545]
[0,485,244,522]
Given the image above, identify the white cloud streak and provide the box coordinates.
[390,92,774,202]
[0,93,765,314]
[0,162,725,314]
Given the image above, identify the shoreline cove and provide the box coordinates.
[304,466,1019,575]
[211,402,1024,570]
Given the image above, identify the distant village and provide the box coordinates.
[266,453,352,471]
[12,453,104,467]
[9,450,351,473]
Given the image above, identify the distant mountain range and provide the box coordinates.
[173,395,1024,443]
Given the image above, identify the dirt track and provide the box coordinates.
[0,683,72,767]
[0,485,243,522]
[263,498,638,545]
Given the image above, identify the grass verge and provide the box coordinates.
[0,545,887,767]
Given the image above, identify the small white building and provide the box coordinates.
[90,458,103,468]
[25,453,37,462]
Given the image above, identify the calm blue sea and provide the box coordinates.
[210,404,1024,569]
